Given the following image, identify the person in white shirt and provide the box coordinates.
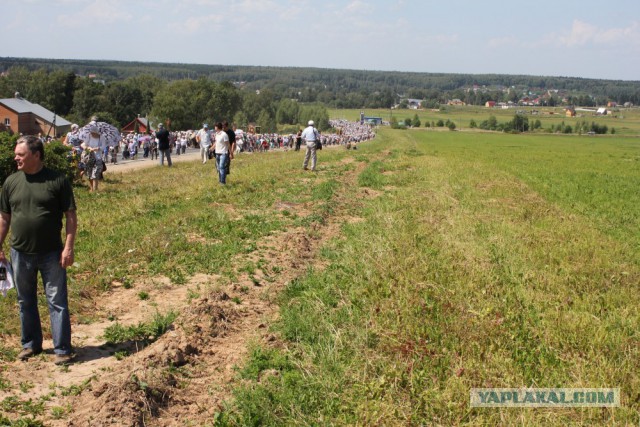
[196,124,212,164]
[180,135,188,154]
[301,120,320,171]
[213,122,230,185]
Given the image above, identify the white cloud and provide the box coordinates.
[559,19,640,47]
[56,0,133,28]
[171,14,225,34]
[346,0,373,14]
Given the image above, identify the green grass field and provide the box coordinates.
[223,127,640,425]
[331,106,640,135]
[1,123,639,425]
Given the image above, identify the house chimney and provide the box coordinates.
[14,92,21,99]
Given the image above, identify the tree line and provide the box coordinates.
[0,65,329,133]
[1,57,640,132]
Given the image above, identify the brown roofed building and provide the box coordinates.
[122,116,151,134]
[0,92,71,137]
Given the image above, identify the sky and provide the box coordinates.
[2,0,640,81]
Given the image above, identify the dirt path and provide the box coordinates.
[104,147,202,174]
[0,152,366,426]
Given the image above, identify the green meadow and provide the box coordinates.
[332,105,640,135]
[223,128,640,425]
[1,122,639,425]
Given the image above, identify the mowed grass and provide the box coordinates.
[224,128,640,425]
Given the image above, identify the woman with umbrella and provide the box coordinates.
[79,121,119,192]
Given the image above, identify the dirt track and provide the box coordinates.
[105,147,203,173]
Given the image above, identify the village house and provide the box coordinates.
[407,99,422,109]
[0,92,71,137]
[121,116,151,134]
[485,101,496,108]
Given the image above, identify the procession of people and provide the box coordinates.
[61,118,377,189]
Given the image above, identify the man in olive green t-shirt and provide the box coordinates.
[0,136,77,365]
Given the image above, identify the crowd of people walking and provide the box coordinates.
[61,118,376,188]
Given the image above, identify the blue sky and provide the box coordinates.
[3,0,639,81]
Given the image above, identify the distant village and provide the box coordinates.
[400,83,634,117]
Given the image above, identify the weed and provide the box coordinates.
[0,375,11,391]
[19,381,34,393]
[187,289,200,301]
[1,395,45,416]
[103,311,178,344]
[59,378,92,396]
[114,350,130,360]
[50,405,71,419]
[0,344,17,362]
[0,415,44,426]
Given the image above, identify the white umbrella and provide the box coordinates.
[78,121,120,147]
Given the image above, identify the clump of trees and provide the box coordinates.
[0,67,331,133]
[470,114,615,135]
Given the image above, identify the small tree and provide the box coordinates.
[511,114,529,132]
[447,121,457,131]
[413,114,421,128]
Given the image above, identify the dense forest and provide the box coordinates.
[1,56,639,131]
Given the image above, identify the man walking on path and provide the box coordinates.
[156,124,172,167]
[196,124,212,164]
[213,122,230,185]
[0,136,77,365]
[301,120,320,171]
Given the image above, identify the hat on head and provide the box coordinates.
[71,123,79,129]
[308,120,314,126]
[203,123,209,128]
[89,125,99,134]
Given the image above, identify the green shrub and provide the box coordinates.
[0,132,18,185]
[0,133,76,186]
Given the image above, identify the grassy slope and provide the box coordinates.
[0,125,638,424]
[225,128,640,425]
